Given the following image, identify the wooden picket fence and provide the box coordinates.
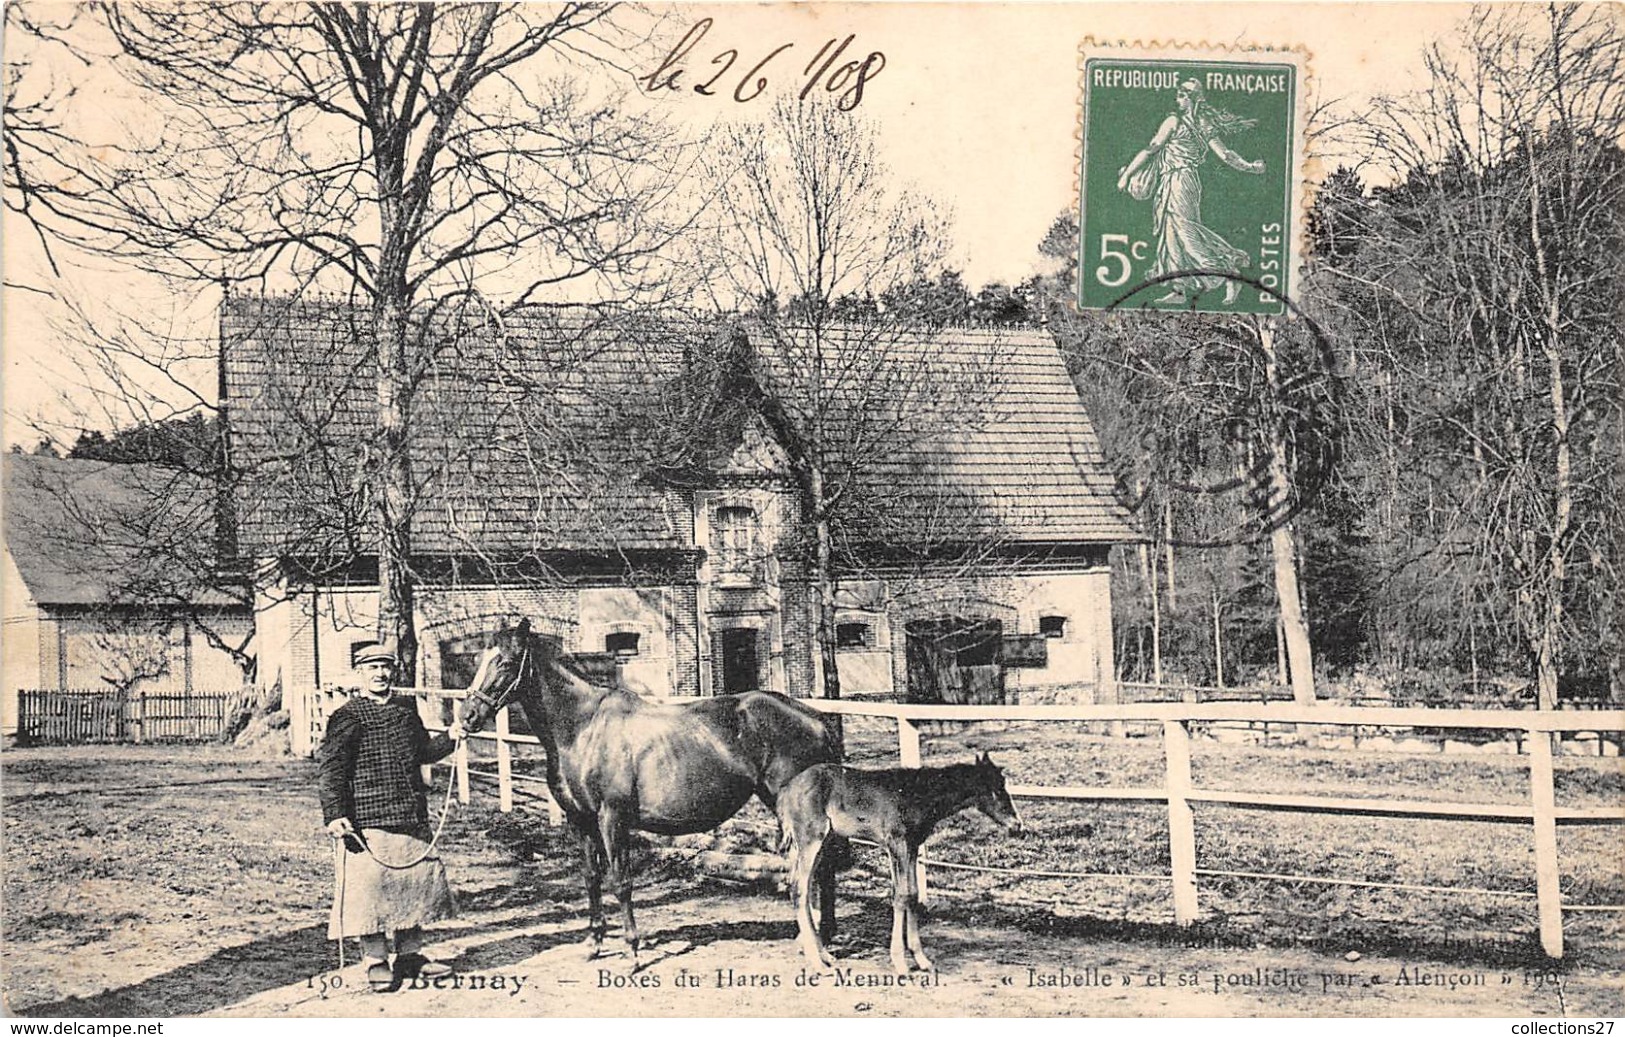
[16,687,236,745]
[346,688,1621,961]
[289,683,1623,959]
[137,691,231,742]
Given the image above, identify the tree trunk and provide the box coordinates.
[1163,502,1178,610]
[1276,616,1288,687]
[1259,321,1316,705]
[1149,548,1163,685]
[1271,519,1315,704]
[375,290,417,685]
[806,460,844,762]
[1528,144,1571,713]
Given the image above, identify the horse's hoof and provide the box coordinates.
[580,939,602,961]
[914,954,935,972]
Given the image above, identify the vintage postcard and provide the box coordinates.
[2,0,1620,1026]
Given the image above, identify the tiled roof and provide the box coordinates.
[221,296,1136,560]
[3,453,239,607]
[222,296,705,557]
[743,322,1137,546]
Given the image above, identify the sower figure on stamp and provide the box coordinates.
[319,642,466,992]
[1117,79,1266,306]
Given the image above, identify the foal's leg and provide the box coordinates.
[784,837,811,958]
[598,807,639,969]
[577,825,607,959]
[884,835,911,975]
[794,832,833,966]
[817,835,843,943]
[901,842,933,972]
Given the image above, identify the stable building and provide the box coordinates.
[220,296,1136,735]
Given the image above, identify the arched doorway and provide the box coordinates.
[904,617,1006,704]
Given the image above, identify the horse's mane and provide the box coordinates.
[552,650,615,686]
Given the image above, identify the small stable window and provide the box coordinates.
[605,632,641,659]
[836,623,871,649]
[713,505,760,585]
[1039,615,1068,640]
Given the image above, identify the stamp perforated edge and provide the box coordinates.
[1072,37,1317,316]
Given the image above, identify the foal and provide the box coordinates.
[779,752,1020,974]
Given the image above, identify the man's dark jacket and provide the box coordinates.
[318,694,457,831]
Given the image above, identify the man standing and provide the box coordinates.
[319,642,465,991]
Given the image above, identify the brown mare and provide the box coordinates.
[457,620,844,969]
[778,753,1020,975]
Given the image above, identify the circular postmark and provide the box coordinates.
[1087,268,1345,549]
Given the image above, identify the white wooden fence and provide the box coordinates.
[300,686,1625,960]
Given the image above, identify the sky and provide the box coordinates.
[1,1,1481,447]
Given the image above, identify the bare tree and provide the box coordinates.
[86,621,177,698]
[1340,3,1624,706]
[12,3,695,682]
[2,3,92,284]
[697,97,1018,702]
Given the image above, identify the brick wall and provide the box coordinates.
[300,584,698,697]
[258,554,1115,706]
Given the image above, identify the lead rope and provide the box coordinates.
[334,836,347,970]
[357,771,459,870]
[382,643,529,877]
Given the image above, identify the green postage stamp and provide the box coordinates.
[1077,42,1310,315]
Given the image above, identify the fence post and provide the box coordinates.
[897,716,927,900]
[496,705,514,814]
[1528,726,1563,959]
[290,686,312,757]
[455,737,471,806]
[1163,718,1199,926]
[897,716,921,767]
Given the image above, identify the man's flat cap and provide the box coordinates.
[354,642,399,667]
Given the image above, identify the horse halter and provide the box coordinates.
[461,641,532,720]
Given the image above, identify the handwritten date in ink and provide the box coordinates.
[640,19,886,110]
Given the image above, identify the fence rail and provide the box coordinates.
[298,684,1624,960]
[16,688,238,744]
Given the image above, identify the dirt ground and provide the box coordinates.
[2,744,1620,1019]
